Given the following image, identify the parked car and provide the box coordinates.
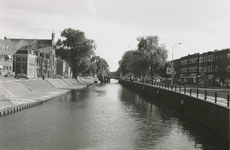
[177,79,184,85]
[15,73,29,79]
[4,72,13,77]
[53,75,63,79]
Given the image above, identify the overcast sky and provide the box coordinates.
[0,0,230,71]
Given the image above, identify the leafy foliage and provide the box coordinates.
[117,35,168,82]
[56,28,96,77]
[137,35,168,83]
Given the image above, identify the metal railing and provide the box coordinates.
[127,79,230,107]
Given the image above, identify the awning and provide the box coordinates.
[0,65,3,69]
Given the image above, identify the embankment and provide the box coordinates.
[119,80,229,141]
[0,77,94,116]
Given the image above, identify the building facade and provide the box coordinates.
[9,32,57,78]
[172,48,230,87]
[56,58,71,78]
[213,49,230,86]
[179,53,200,84]
[0,39,15,77]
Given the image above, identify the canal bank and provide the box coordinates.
[119,80,229,142]
[0,77,94,116]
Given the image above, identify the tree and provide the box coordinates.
[117,50,149,78]
[118,50,134,75]
[56,28,96,77]
[137,35,168,84]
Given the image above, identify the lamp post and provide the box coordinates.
[171,43,182,85]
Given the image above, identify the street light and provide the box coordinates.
[171,43,182,85]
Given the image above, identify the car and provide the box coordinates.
[177,79,184,85]
[53,75,63,79]
[15,73,29,79]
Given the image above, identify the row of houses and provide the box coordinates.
[172,48,230,86]
[0,32,71,78]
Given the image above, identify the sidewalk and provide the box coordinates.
[180,83,230,90]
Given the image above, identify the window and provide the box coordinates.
[16,56,20,61]
[204,56,207,62]
[227,65,230,72]
[227,53,230,59]
[208,66,213,72]
[2,45,5,49]
[193,57,198,63]
[181,67,188,73]
[220,55,222,60]
[203,67,207,72]
[208,55,212,61]
[215,66,218,72]
[216,56,219,61]
[199,67,202,72]
[199,57,203,63]
[23,56,27,61]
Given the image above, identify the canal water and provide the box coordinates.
[0,80,228,150]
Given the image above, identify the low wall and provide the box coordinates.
[119,80,229,141]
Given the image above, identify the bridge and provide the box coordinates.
[98,76,121,83]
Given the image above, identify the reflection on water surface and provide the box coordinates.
[0,80,228,150]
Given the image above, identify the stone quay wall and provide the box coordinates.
[0,78,94,117]
[119,80,229,141]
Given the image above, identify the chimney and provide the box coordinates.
[4,37,7,40]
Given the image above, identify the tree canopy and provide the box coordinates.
[117,35,168,83]
[56,28,96,77]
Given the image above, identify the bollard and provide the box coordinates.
[197,89,199,98]
[171,85,172,90]
[156,90,159,101]
[143,86,145,95]
[180,99,184,112]
[227,94,229,107]
[190,88,192,96]
[175,85,177,92]
[179,86,181,93]
[215,92,217,103]
[184,87,186,94]
[204,90,207,100]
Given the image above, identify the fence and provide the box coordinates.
[129,80,230,107]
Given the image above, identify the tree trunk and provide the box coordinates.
[150,65,154,85]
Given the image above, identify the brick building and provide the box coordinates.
[179,53,200,84]
[213,49,230,86]
[172,48,230,87]
[9,32,57,78]
[0,39,15,76]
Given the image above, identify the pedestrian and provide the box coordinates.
[220,81,223,87]
[42,73,45,80]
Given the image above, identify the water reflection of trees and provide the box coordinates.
[119,86,229,150]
